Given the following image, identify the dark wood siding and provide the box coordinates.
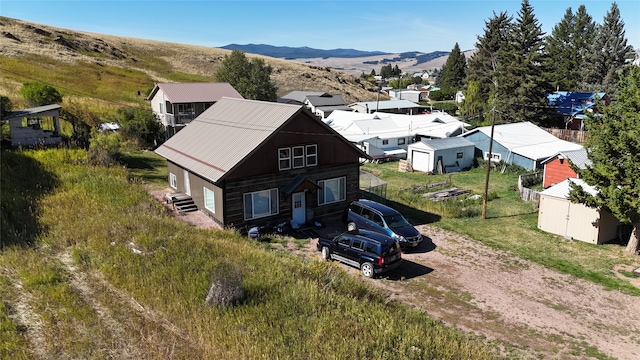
[225,111,361,181]
[223,163,359,228]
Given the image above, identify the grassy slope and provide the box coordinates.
[0,148,499,359]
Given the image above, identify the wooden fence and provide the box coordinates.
[544,128,587,143]
[518,172,542,202]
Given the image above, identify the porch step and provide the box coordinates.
[165,192,198,213]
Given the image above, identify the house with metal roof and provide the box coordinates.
[460,121,583,170]
[1,104,62,147]
[538,178,621,244]
[546,91,609,130]
[406,137,475,173]
[540,147,590,188]
[154,97,368,229]
[279,91,351,119]
[324,110,469,161]
[349,99,423,115]
[146,82,243,138]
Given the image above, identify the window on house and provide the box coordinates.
[244,189,279,220]
[485,152,501,162]
[306,145,318,166]
[292,146,305,168]
[204,187,215,213]
[159,103,164,114]
[279,148,291,170]
[169,173,177,189]
[318,177,346,205]
[177,103,194,114]
[382,139,389,145]
[398,138,406,145]
[457,152,463,159]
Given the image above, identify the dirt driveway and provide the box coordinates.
[153,190,640,359]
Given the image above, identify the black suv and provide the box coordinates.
[343,199,423,249]
[316,229,402,278]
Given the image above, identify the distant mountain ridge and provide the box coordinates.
[220,44,389,59]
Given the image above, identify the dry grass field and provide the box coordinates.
[0,16,388,106]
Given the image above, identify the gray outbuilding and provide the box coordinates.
[407,137,475,173]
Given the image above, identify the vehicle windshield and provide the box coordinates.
[383,214,410,228]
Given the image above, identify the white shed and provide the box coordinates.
[407,137,475,173]
[537,178,621,244]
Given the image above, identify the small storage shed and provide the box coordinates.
[538,178,621,244]
[407,137,475,173]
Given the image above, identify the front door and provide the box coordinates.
[292,192,306,225]
[183,169,191,195]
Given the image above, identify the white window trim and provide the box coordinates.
[318,177,346,205]
[485,152,501,162]
[292,146,305,169]
[306,144,318,167]
[279,148,291,170]
[244,189,279,220]
[204,187,215,213]
[169,173,177,189]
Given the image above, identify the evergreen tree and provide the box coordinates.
[495,0,549,124]
[569,66,640,255]
[544,6,596,91]
[466,11,512,121]
[581,2,633,93]
[439,43,467,92]
[215,50,277,101]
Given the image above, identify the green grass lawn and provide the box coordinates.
[362,161,640,296]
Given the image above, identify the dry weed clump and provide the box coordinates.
[204,260,245,308]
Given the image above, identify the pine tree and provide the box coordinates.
[581,2,633,93]
[569,66,640,255]
[495,0,549,124]
[466,11,512,121]
[545,6,596,91]
[439,43,467,92]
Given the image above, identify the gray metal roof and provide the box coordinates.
[306,94,346,107]
[540,178,597,198]
[541,147,590,169]
[280,91,325,103]
[419,137,475,150]
[2,104,61,120]
[147,82,243,103]
[155,98,302,183]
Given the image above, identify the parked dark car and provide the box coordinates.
[342,199,423,248]
[316,229,402,278]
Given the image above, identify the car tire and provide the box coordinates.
[361,262,375,278]
[321,246,331,260]
[347,222,357,231]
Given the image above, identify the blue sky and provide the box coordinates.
[1,0,638,53]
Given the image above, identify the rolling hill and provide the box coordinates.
[0,16,463,109]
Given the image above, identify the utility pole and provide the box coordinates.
[481,104,496,220]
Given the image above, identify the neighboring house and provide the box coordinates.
[455,90,465,103]
[460,121,583,170]
[538,178,621,244]
[325,110,469,161]
[154,97,368,229]
[388,89,424,103]
[147,82,243,138]
[407,137,475,173]
[304,93,351,119]
[2,104,62,147]
[279,91,351,120]
[546,91,609,130]
[540,148,590,188]
[349,99,422,115]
